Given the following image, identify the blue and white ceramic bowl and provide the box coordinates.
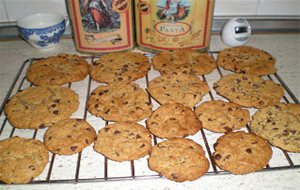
[17,13,68,49]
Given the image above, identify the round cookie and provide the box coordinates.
[195,100,250,133]
[27,54,89,86]
[44,119,97,155]
[250,103,300,152]
[148,138,209,182]
[213,131,272,175]
[0,136,49,184]
[5,85,79,129]
[146,103,202,139]
[147,73,209,108]
[87,81,152,122]
[217,46,277,75]
[213,74,284,108]
[90,52,151,83]
[152,49,216,75]
[93,122,152,162]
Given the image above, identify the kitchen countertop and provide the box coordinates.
[0,34,300,190]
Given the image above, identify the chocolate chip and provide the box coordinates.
[94,104,99,108]
[114,130,121,134]
[225,155,231,160]
[283,130,289,136]
[170,117,176,120]
[39,124,46,129]
[105,109,110,114]
[290,130,297,134]
[70,146,77,151]
[86,128,91,132]
[54,99,60,103]
[48,136,52,140]
[208,118,213,121]
[85,139,89,144]
[140,144,145,148]
[67,135,72,138]
[104,128,110,132]
[53,110,59,115]
[28,165,36,171]
[136,134,141,139]
[251,141,258,144]
[214,154,222,160]
[273,128,279,131]
[223,127,232,132]
[51,104,56,108]
[171,173,178,179]
[246,148,252,153]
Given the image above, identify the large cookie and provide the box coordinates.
[250,103,300,152]
[147,73,209,108]
[87,81,152,122]
[217,46,276,75]
[27,54,89,86]
[146,103,202,139]
[90,52,151,83]
[93,122,152,162]
[148,138,209,182]
[195,100,250,133]
[44,119,97,155]
[5,85,79,129]
[0,136,49,184]
[152,49,216,75]
[213,74,284,108]
[213,131,272,175]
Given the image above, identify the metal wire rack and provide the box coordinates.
[0,51,299,185]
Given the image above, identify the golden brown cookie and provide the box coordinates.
[213,74,284,108]
[213,131,272,175]
[148,138,209,182]
[93,122,152,162]
[87,81,152,122]
[44,119,97,155]
[195,100,250,133]
[90,52,151,83]
[27,54,89,86]
[5,85,79,129]
[217,46,277,75]
[146,103,202,139]
[152,49,216,75]
[0,136,49,184]
[147,73,209,108]
[250,103,300,152]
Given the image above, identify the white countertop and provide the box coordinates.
[0,34,300,190]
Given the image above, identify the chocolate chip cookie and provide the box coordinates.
[195,100,250,133]
[87,81,152,122]
[0,136,49,184]
[152,49,216,75]
[250,103,300,152]
[148,138,209,182]
[213,74,284,108]
[217,46,277,75]
[213,131,272,174]
[27,54,89,86]
[146,103,202,139]
[93,122,152,162]
[44,119,97,155]
[147,73,209,108]
[90,52,150,83]
[5,85,79,129]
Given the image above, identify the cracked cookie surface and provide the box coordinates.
[250,103,300,152]
[5,85,79,129]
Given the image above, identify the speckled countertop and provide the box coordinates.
[0,34,300,190]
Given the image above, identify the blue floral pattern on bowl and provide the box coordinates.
[19,20,66,48]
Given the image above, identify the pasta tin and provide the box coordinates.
[67,0,134,54]
[135,0,215,52]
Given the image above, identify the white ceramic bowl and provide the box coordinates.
[17,13,68,49]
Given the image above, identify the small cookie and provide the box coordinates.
[93,122,152,162]
[250,103,300,152]
[213,74,284,108]
[0,136,49,184]
[213,131,272,175]
[152,49,216,75]
[5,85,79,129]
[90,52,151,83]
[217,46,277,75]
[195,100,250,133]
[146,103,202,138]
[44,119,97,155]
[148,138,209,182]
[147,73,209,108]
[87,81,152,122]
[27,54,89,86]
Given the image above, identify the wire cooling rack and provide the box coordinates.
[0,52,299,184]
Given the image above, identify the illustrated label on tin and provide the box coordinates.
[68,0,134,53]
[136,0,214,51]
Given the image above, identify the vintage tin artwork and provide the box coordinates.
[135,0,215,52]
[67,0,134,54]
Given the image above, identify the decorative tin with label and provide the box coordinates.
[135,0,215,52]
[67,0,134,54]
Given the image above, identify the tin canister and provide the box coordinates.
[135,0,215,53]
[67,0,134,54]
